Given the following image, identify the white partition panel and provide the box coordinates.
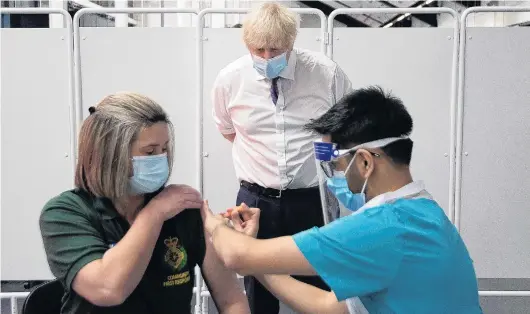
[456,7,530,312]
[1,28,73,280]
[331,28,456,214]
[78,27,198,189]
[458,27,530,280]
[201,28,324,215]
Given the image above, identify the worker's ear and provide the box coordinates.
[354,149,374,179]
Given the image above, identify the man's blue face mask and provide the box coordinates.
[326,154,368,212]
[129,153,169,195]
[252,52,287,79]
[323,137,408,212]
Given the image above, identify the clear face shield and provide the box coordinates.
[314,137,409,225]
[313,141,343,225]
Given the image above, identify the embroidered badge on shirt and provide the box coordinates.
[162,236,190,287]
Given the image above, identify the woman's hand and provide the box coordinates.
[149,184,203,221]
[224,203,260,238]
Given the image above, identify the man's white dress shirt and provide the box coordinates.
[212,48,352,190]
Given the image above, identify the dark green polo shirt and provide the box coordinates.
[39,188,206,314]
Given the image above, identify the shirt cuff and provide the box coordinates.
[217,125,235,135]
[65,252,105,291]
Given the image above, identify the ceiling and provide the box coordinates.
[297,0,478,27]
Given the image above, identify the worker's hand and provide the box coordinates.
[200,200,230,237]
[225,203,260,238]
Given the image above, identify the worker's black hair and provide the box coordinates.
[305,86,414,165]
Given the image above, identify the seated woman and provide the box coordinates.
[39,92,249,314]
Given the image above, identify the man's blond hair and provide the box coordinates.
[242,2,299,50]
[75,92,174,207]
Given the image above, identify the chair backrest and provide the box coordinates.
[21,279,63,314]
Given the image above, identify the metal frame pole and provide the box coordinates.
[479,291,530,297]
[0,292,30,314]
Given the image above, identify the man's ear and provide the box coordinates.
[355,150,374,178]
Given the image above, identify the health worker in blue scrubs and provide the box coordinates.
[200,86,483,314]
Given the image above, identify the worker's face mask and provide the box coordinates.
[316,137,408,214]
[252,52,287,79]
[129,153,169,195]
[326,154,369,212]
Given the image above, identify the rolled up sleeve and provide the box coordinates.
[40,203,107,290]
[332,65,353,104]
[211,73,235,135]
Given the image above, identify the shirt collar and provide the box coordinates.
[356,181,431,214]
[254,49,297,81]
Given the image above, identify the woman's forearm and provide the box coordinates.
[255,274,348,314]
[100,205,163,299]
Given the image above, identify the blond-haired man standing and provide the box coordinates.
[211,2,352,313]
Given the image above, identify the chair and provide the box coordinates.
[21,279,63,314]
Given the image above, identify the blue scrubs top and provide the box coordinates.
[293,198,482,314]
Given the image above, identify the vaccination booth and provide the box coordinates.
[1,5,529,314]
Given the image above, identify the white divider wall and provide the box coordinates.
[200,27,247,217]
[1,9,74,281]
[457,7,530,313]
[459,26,530,280]
[76,16,199,190]
[329,8,459,217]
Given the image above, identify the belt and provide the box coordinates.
[240,180,318,199]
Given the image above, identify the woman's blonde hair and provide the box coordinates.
[242,2,299,50]
[75,92,174,204]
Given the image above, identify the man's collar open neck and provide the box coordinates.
[365,171,413,202]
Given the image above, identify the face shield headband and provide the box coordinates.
[319,136,409,179]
